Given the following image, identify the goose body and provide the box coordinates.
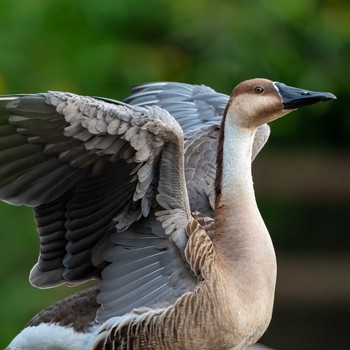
[1,79,335,350]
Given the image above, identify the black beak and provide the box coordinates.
[274,82,336,109]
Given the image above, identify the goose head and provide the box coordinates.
[225,78,336,128]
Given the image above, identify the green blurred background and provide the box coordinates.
[0,0,349,349]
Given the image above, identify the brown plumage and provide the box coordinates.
[1,79,335,349]
[27,287,100,333]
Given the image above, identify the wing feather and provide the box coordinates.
[97,216,196,322]
[0,92,191,293]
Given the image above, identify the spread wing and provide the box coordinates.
[0,92,195,313]
[0,82,271,323]
[124,82,270,216]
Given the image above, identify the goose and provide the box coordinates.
[0,78,335,350]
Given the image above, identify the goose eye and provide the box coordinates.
[254,86,265,94]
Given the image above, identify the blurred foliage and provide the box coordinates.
[0,0,349,149]
[0,0,349,348]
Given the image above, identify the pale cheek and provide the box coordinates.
[265,109,294,123]
[226,95,289,128]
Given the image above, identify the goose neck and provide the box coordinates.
[214,117,276,276]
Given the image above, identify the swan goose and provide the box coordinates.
[0,78,335,349]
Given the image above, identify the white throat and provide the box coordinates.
[221,119,256,201]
